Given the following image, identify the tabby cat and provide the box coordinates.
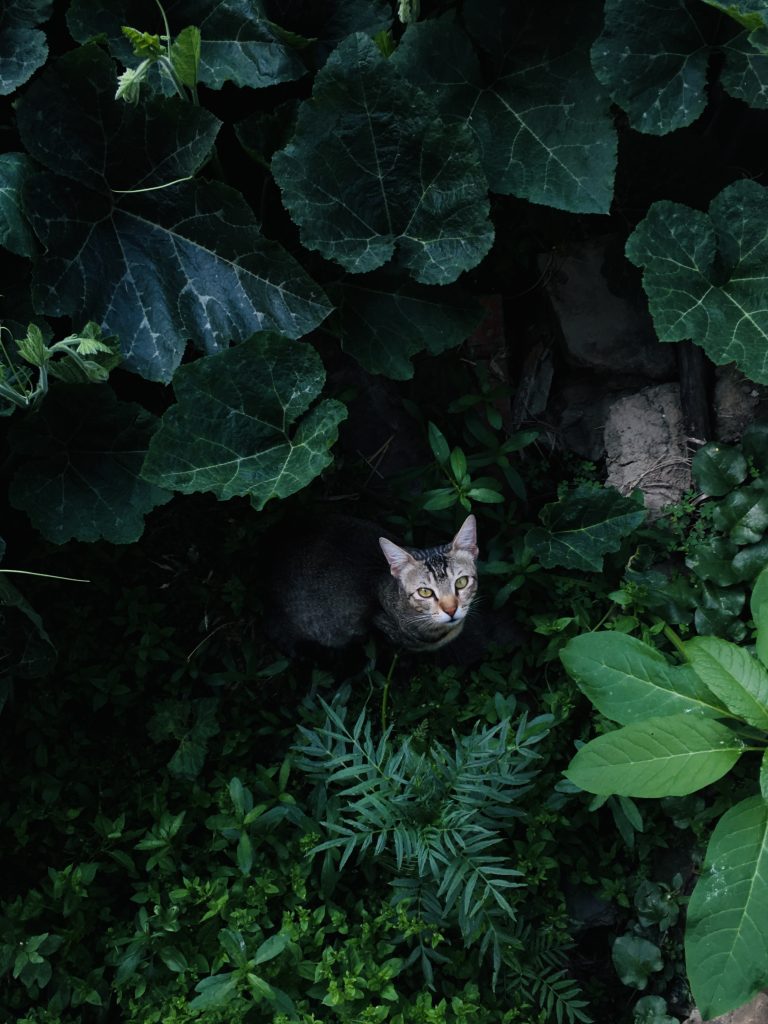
[267,515,479,652]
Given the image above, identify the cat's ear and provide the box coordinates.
[379,538,414,577]
[451,515,478,558]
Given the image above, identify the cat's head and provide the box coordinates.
[378,516,479,640]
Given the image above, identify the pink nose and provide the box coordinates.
[440,600,458,618]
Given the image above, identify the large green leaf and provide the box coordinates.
[686,796,768,1018]
[561,632,728,724]
[8,384,171,544]
[525,485,646,571]
[0,0,51,95]
[565,716,742,796]
[328,278,483,379]
[685,636,768,730]
[626,180,768,383]
[67,0,307,90]
[272,32,494,285]
[0,153,36,258]
[394,18,617,214]
[142,334,347,508]
[591,0,711,135]
[16,45,331,382]
[0,576,57,679]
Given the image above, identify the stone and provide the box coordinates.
[604,383,691,516]
[683,990,768,1024]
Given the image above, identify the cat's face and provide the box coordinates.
[379,516,479,639]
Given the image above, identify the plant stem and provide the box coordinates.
[381,652,399,732]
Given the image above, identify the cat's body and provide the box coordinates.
[267,515,478,653]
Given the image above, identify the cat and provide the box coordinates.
[266,514,479,653]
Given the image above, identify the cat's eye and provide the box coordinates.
[455,576,470,590]
[417,587,434,598]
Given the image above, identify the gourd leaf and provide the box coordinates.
[685,636,768,730]
[561,632,728,724]
[67,0,307,90]
[592,0,768,134]
[272,32,494,285]
[626,180,768,385]
[0,0,51,96]
[141,334,347,509]
[565,716,742,797]
[526,484,646,571]
[394,17,617,214]
[0,154,36,258]
[16,44,331,382]
[328,277,483,380]
[686,795,768,1019]
[8,384,171,544]
[691,442,747,496]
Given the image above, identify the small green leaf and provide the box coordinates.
[236,833,253,875]
[565,716,742,797]
[171,26,201,88]
[466,487,504,503]
[692,443,748,496]
[253,932,290,966]
[421,489,457,510]
[428,422,450,464]
[612,935,662,989]
[189,972,238,1010]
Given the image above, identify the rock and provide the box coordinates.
[683,990,768,1024]
[714,364,768,442]
[604,384,691,516]
[540,235,676,379]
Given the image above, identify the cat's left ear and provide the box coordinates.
[451,515,478,558]
[379,538,415,577]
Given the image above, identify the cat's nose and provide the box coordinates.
[440,600,458,618]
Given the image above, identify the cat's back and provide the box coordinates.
[266,515,390,651]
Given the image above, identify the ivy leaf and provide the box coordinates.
[394,18,617,214]
[0,154,36,258]
[141,334,347,509]
[272,32,493,285]
[67,0,306,90]
[328,277,483,379]
[8,384,172,544]
[626,180,768,384]
[686,796,768,1019]
[16,45,331,382]
[565,715,742,797]
[612,935,663,989]
[0,0,51,96]
[526,484,646,571]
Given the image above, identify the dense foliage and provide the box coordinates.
[5,0,768,1022]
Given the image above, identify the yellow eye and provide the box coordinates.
[455,576,469,590]
[417,587,434,598]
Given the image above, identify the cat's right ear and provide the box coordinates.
[379,538,414,577]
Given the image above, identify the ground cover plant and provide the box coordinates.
[6,0,768,1022]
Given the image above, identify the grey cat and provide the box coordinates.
[267,515,479,652]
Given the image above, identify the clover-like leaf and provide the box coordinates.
[328,277,483,379]
[0,0,52,96]
[626,180,768,383]
[8,384,172,544]
[526,484,646,571]
[272,32,493,285]
[141,334,347,509]
[394,18,617,214]
[16,45,331,382]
